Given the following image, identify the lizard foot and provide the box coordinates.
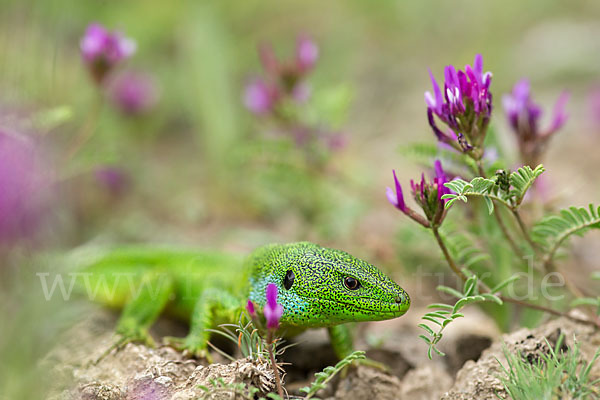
[162,336,214,362]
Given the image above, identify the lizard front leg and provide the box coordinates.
[96,272,174,363]
[327,324,354,359]
[164,288,238,361]
[328,324,389,371]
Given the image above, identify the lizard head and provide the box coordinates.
[247,242,410,328]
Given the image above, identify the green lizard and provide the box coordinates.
[79,242,410,360]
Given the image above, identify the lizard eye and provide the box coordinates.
[343,277,361,290]
[284,269,295,290]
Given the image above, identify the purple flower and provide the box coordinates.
[263,283,283,330]
[296,36,319,72]
[244,78,276,115]
[246,300,257,318]
[388,161,451,227]
[425,54,492,153]
[95,166,128,196]
[80,23,136,83]
[502,79,569,165]
[386,170,407,213]
[110,71,159,115]
[410,161,449,223]
[0,131,48,242]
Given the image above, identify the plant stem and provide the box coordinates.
[493,203,525,258]
[266,330,284,398]
[476,162,524,258]
[511,209,542,255]
[432,227,467,282]
[431,227,600,329]
[63,95,103,165]
[499,296,600,329]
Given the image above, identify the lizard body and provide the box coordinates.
[79,242,410,359]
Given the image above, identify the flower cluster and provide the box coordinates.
[502,79,568,166]
[80,23,136,84]
[425,54,492,157]
[387,160,451,227]
[244,35,318,115]
[243,35,345,154]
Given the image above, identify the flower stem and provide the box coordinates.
[511,209,543,255]
[476,162,524,258]
[63,94,103,166]
[266,330,284,398]
[492,202,525,258]
[431,226,600,329]
[432,227,467,282]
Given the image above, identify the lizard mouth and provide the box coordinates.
[305,296,409,318]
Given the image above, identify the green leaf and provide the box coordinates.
[463,275,478,296]
[480,293,503,305]
[483,196,494,214]
[33,105,73,131]
[532,204,600,255]
[490,275,520,294]
[419,334,432,344]
[432,346,446,357]
[453,295,486,312]
[509,164,545,205]
[436,285,463,299]
[427,303,454,310]
[570,297,599,308]
[301,351,365,399]
[418,324,436,336]
[425,311,450,320]
[422,316,443,326]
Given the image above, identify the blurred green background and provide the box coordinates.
[1,0,600,397]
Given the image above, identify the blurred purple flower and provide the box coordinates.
[244,78,276,115]
[245,35,320,115]
[110,71,159,115]
[425,54,492,153]
[95,166,128,196]
[296,36,319,72]
[503,79,569,165]
[263,283,283,330]
[327,133,347,151]
[246,299,257,318]
[80,23,136,83]
[0,131,47,242]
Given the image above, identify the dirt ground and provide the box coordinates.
[40,303,600,400]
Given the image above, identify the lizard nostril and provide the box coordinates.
[394,297,403,304]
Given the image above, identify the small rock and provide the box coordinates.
[331,365,403,400]
[399,364,453,400]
